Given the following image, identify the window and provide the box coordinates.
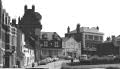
[44,41,48,47]
[100,36,103,40]
[40,44,43,47]
[85,35,88,40]
[94,36,99,41]
[117,41,120,45]
[88,35,93,40]
[55,41,59,47]
[42,34,47,39]
[85,43,89,48]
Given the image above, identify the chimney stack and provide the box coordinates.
[24,5,27,12]
[96,26,99,30]
[12,19,16,26]
[112,35,115,42]
[67,26,70,33]
[76,24,80,33]
[32,5,35,12]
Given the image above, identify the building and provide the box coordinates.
[0,8,17,68]
[3,19,17,68]
[16,27,35,68]
[22,34,35,67]
[65,24,104,55]
[0,0,5,67]
[38,32,62,59]
[16,25,25,68]
[18,5,42,62]
[96,35,120,56]
[62,37,81,58]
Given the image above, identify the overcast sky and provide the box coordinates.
[2,0,120,40]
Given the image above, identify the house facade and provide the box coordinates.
[39,32,62,59]
[16,28,24,68]
[62,37,81,58]
[65,24,104,56]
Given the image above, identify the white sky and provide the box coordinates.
[2,0,120,40]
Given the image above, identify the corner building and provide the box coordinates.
[65,24,104,56]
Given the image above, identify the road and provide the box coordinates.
[32,59,120,69]
[33,60,71,69]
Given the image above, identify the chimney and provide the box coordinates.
[67,26,70,33]
[106,37,111,42]
[32,5,35,12]
[76,24,80,33]
[96,26,99,30]
[24,5,27,12]
[18,16,21,22]
[111,35,115,42]
[12,19,16,26]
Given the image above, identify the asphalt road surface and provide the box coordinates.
[33,60,70,69]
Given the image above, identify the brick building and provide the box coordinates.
[1,8,17,67]
[0,0,5,67]
[96,36,120,56]
[16,27,25,68]
[65,24,104,55]
[38,32,62,59]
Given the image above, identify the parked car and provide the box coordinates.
[79,54,88,61]
[38,59,49,65]
[46,57,53,63]
[52,56,59,61]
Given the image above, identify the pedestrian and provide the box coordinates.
[32,63,34,67]
[71,58,73,63]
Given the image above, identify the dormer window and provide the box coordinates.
[52,33,57,40]
[44,41,48,47]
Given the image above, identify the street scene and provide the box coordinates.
[1,0,120,69]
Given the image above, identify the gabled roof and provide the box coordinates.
[62,36,81,43]
[40,32,61,40]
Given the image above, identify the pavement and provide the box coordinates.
[29,59,120,69]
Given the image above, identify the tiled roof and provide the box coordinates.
[40,32,61,40]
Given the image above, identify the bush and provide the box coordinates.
[106,67,120,69]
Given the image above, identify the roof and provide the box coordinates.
[40,32,61,40]
[69,27,104,34]
[62,36,81,42]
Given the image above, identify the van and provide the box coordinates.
[79,54,88,61]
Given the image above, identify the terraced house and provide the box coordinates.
[39,32,62,59]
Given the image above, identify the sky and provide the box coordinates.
[2,0,120,40]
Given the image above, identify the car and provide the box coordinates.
[79,54,88,61]
[38,59,48,65]
[52,56,59,61]
[46,57,53,62]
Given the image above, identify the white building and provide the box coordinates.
[62,37,81,58]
